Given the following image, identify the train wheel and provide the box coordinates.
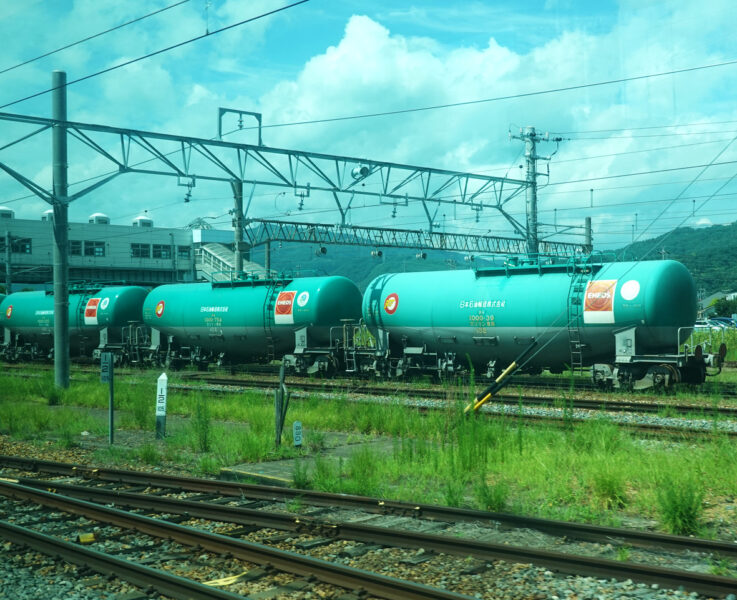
[660,363,680,389]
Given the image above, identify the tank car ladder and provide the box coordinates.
[567,267,586,373]
[263,283,276,362]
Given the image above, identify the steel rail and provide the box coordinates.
[0,479,474,600]
[196,375,737,417]
[6,477,737,598]
[0,520,247,600]
[2,455,737,558]
[14,476,737,597]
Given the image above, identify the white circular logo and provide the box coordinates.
[100,297,109,310]
[620,280,640,301]
[296,291,310,307]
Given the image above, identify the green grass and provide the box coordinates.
[2,369,737,536]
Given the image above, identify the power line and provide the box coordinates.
[237,57,737,131]
[0,0,310,110]
[0,1,191,76]
[566,129,737,140]
[550,118,737,135]
[551,138,733,165]
[546,159,737,186]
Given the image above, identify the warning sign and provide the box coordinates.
[5,305,12,319]
[155,300,165,318]
[84,298,101,325]
[583,280,617,324]
[275,291,296,324]
[384,293,399,315]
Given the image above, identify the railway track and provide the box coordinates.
[190,374,737,418]
[182,375,737,439]
[1,456,736,598]
[5,360,737,397]
[7,364,737,439]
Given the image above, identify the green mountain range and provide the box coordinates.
[614,222,737,295]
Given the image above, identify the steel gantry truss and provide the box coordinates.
[243,218,584,255]
[0,110,542,236]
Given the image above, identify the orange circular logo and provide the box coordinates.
[384,293,398,315]
[5,305,12,319]
[155,300,165,317]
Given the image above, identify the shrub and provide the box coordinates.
[590,468,628,509]
[474,478,509,512]
[656,474,704,535]
[138,443,161,465]
[292,459,310,489]
[443,479,466,507]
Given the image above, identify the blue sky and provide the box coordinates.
[0,0,736,253]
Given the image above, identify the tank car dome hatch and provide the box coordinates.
[0,206,14,220]
[89,213,110,224]
[41,209,54,221]
[132,216,154,227]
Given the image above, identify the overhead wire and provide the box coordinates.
[0,0,191,76]
[0,0,310,110]
[232,57,737,131]
[549,119,737,135]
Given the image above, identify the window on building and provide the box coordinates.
[131,243,150,258]
[177,245,191,259]
[69,240,82,256]
[84,241,105,257]
[11,237,32,254]
[152,244,171,259]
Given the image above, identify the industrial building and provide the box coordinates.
[0,206,256,291]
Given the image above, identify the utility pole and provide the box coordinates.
[52,70,70,389]
[584,217,592,254]
[4,231,10,291]
[231,179,245,275]
[511,126,561,258]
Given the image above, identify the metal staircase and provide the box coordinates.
[194,243,268,282]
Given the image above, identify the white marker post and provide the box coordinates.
[156,373,168,440]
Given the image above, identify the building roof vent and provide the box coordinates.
[41,209,54,221]
[132,215,154,228]
[0,206,15,220]
[89,212,110,224]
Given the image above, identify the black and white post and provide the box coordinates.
[156,373,168,439]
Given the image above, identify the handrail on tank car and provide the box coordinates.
[38,280,128,295]
[678,326,698,358]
